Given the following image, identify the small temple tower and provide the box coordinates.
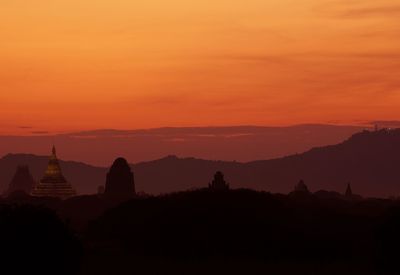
[209,171,229,191]
[31,146,76,199]
[294,179,310,193]
[345,183,353,197]
[6,165,36,196]
[104,157,136,200]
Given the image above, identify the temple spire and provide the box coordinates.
[345,183,353,197]
[31,145,76,199]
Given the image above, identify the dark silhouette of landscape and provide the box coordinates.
[2,129,400,197]
[2,187,400,274]
[2,128,400,274]
[0,204,82,275]
[0,129,400,275]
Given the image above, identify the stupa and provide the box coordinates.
[104,157,136,200]
[294,179,310,193]
[6,165,36,196]
[209,171,229,191]
[31,146,76,199]
[345,183,353,197]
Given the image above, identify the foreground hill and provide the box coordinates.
[1,129,400,197]
[2,190,399,274]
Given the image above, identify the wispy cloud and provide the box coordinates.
[315,1,400,19]
[216,54,289,64]
[342,5,400,18]
[30,131,50,135]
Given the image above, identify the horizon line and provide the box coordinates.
[0,122,377,137]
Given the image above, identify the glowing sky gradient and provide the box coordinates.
[1,0,399,134]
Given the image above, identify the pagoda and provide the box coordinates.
[209,171,229,191]
[345,183,353,197]
[31,146,76,199]
[6,165,36,196]
[104,157,136,201]
[294,179,310,193]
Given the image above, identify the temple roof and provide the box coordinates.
[31,145,76,199]
[40,145,67,184]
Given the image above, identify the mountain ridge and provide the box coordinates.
[0,124,365,166]
[1,129,400,197]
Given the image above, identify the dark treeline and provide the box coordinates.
[1,190,400,275]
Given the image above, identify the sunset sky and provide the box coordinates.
[1,0,399,134]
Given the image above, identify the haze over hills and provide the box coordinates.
[0,124,365,166]
[1,128,400,197]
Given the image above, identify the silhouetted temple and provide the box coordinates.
[31,146,76,199]
[345,183,353,197]
[6,165,36,196]
[104,157,136,200]
[209,171,229,190]
[294,179,310,193]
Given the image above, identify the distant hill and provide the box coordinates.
[134,129,400,197]
[1,129,400,197]
[0,124,365,166]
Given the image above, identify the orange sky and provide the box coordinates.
[1,0,399,134]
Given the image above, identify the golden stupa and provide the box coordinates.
[31,146,76,199]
